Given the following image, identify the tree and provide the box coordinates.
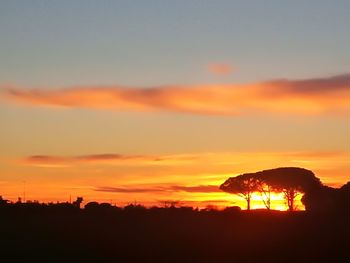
[256,181,273,210]
[73,197,83,209]
[338,181,350,211]
[220,173,260,210]
[221,167,323,211]
[301,185,337,212]
[257,167,322,211]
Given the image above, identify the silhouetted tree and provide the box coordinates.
[338,181,350,210]
[73,197,83,208]
[257,181,273,210]
[0,196,9,206]
[301,185,337,212]
[220,173,260,210]
[257,167,322,211]
[221,167,323,211]
[85,201,99,210]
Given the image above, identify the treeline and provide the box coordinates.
[0,199,349,262]
[0,197,242,215]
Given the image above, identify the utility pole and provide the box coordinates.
[23,181,26,203]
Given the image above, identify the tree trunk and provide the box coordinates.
[267,191,271,210]
[287,190,295,211]
[247,198,251,210]
[289,196,294,211]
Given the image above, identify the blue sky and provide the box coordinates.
[1,0,350,87]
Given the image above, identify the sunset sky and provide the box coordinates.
[1,1,350,209]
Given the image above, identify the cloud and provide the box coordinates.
[94,184,220,194]
[16,151,350,187]
[20,153,198,167]
[20,151,350,168]
[207,63,233,75]
[2,73,350,116]
[169,185,221,193]
[94,186,162,193]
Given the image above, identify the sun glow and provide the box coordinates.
[168,191,304,211]
[249,192,304,211]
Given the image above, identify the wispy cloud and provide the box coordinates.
[94,184,221,193]
[20,153,198,167]
[19,151,350,168]
[2,73,350,116]
[207,63,233,75]
[169,185,221,193]
[95,186,162,193]
[15,151,350,187]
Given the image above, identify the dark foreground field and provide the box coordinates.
[0,204,349,262]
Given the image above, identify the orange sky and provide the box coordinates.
[1,147,349,209]
[2,75,350,210]
[2,74,350,210]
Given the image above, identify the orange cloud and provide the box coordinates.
[20,153,198,167]
[2,73,350,116]
[207,63,233,75]
[94,184,221,193]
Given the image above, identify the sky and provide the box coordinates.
[1,1,350,209]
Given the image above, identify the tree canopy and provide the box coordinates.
[221,167,323,211]
[220,173,260,210]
